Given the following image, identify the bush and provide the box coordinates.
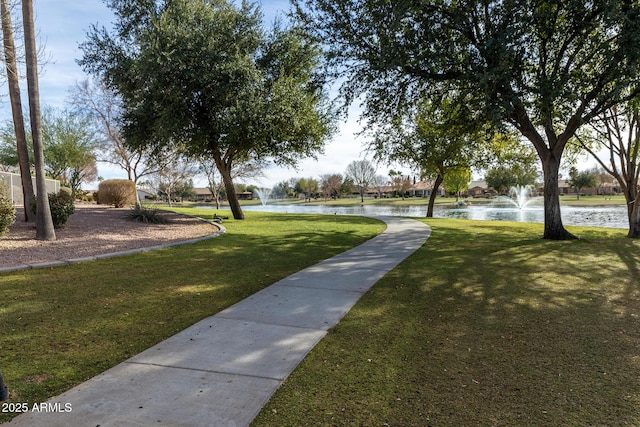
[30,192,75,229]
[98,179,136,208]
[0,195,15,239]
[0,181,15,238]
[127,205,168,224]
[48,192,75,228]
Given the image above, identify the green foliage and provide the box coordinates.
[79,0,335,220]
[294,177,319,199]
[42,108,99,197]
[29,192,75,229]
[127,205,167,224]
[98,179,136,208]
[0,182,15,238]
[295,0,640,239]
[485,166,518,194]
[47,192,75,228]
[568,167,598,198]
[444,167,471,197]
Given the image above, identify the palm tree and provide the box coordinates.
[1,0,35,221]
[22,0,55,240]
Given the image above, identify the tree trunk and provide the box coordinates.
[214,155,244,220]
[22,0,55,240]
[624,179,640,237]
[426,174,443,218]
[541,155,576,240]
[628,199,640,238]
[1,0,34,222]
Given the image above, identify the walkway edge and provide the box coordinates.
[6,216,431,427]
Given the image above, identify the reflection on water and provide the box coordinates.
[210,203,628,229]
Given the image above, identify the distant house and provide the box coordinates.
[468,180,489,198]
[192,187,214,202]
[408,180,445,198]
[557,179,571,195]
[137,188,155,201]
[366,185,395,198]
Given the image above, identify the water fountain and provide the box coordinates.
[493,185,542,209]
[200,185,626,229]
[253,188,272,206]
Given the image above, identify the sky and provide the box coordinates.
[0,0,383,189]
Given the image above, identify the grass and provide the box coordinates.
[3,207,639,426]
[0,210,384,424]
[252,219,640,427]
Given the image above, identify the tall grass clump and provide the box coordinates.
[127,204,167,224]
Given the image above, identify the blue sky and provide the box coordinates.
[0,0,379,188]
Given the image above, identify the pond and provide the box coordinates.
[209,202,629,230]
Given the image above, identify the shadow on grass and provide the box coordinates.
[0,213,384,423]
[254,220,640,427]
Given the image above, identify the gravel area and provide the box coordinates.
[0,204,221,269]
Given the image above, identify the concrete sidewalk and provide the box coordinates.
[7,216,431,427]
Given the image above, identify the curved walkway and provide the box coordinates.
[7,216,431,427]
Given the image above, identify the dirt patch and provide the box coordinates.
[0,204,220,269]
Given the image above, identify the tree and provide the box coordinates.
[388,170,411,200]
[1,0,34,221]
[371,98,485,217]
[576,104,640,236]
[295,176,318,201]
[319,173,343,200]
[371,174,388,199]
[41,108,99,197]
[345,159,375,202]
[198,156,265,209]
[295,0,640,239]
[445,167,471,201]
[567,167,597,200]
[0,121,32,169]
[590,167,618,196]
[22,0,54,240]
[485,166,518,195]
[70,79,168,190]
[272,180,292,199]
[152,157,198,207]
[80,0,334,220]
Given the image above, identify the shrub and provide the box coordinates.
[127,205,168,224]
[0,187,15,238]
[30,191,75,229]
[98,179,136,208]
[48,192,75,228]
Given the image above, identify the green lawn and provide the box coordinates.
[253,219,640,427]
[2,209,639,426]
[0,210,384,424]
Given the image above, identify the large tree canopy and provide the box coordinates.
[80,0,334,219]
[371,97,488,216]
[295,0,640,239]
